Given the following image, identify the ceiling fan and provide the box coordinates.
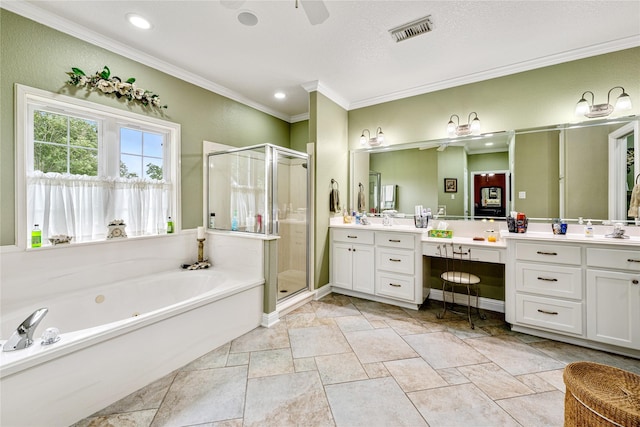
[295,0,330,25]
[222,0,329,25]
[418,140,467,152]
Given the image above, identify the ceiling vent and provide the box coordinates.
[389,15,433,43]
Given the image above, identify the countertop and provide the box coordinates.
[501,231,640,246]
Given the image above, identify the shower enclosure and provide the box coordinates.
[207,144,310,301]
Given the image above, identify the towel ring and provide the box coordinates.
[331,179,339,189]
[636,174,639,184]
[359,182,364,190]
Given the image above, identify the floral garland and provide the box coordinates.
[66,66,167,109]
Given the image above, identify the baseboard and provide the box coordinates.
[261,311,280,328]
[429,289,505,313]
[314,284,333,300]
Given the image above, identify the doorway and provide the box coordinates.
[471,171,508,218]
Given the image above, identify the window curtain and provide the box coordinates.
[27,172,170,243]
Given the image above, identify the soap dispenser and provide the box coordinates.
[584,220,594,237]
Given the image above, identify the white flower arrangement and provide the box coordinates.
[66,66,167,109]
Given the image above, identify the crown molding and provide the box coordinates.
[301,80,350,111]
[1,1,293,123]
[290,113,310,123]
[349,35,640,111]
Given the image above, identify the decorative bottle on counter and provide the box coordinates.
[209,213,216,229]
[31,224,42,248]
[167,216,174,234]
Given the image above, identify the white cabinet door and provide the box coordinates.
[586,269,640,350]
[352,244,375,294]
[332,242,354,290]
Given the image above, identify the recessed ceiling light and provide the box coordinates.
[485,142,494,146]
[237,11,258,26]
[127,13,152,30]
[274,92,286,99]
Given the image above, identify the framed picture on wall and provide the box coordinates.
[444,178,457,193]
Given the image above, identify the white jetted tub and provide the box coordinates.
[0,268,264,427]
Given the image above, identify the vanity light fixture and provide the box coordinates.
[575,86,632,118]
[447,112,481,137]
[360,127,385,147]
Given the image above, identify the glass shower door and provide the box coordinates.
[274,149,309,300]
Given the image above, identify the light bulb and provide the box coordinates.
[447,121,456,137]
[575,98,590,116]
[470,117,481,135]
[615,92,632,111]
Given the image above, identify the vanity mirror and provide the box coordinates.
[350,115,639,224]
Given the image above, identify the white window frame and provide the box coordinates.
[15,84,181,249]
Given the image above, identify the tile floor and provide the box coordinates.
[74,294,640,427]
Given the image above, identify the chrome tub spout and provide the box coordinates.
[2,308,48,352]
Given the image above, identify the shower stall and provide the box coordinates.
[207,144,310,301]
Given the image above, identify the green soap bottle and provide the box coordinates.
[167,216,174,234]
[32,224,42,248]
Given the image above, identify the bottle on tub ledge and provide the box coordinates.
[231,210,239,231]
[31,224,42,248]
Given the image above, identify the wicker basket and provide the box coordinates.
[563,361,640,427]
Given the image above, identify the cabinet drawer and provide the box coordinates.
[376,248,414,274]
[586,248,640,272]
[376,272,415,301]
[375,232,415,249]
[515,242,581,265]
[332,228,374,244]
[515,294,583,335]
[422,243,503,264]
[516,262,582,299]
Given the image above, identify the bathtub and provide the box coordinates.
[0,268,264,427]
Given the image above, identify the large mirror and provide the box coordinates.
[350,115,639,224]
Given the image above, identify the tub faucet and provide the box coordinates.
[2,308,48,352]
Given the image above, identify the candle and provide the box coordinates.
[197,226,205,239]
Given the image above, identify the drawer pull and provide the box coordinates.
[627,259,640,263]
[389,239,401,243]
[536,251,557,256]
[453,251,469,256]
[537,309,559,315]
[347,235,358,239]
[348,248,352,252]
[389,283,402,287]
[389,258,402,262]
[537,277,558,282]
[633,280,639,285]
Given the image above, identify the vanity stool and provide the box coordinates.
[563,361,640,427]
[435,243,486,329]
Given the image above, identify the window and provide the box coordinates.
[16,84,180,248]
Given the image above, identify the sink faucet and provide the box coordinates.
[2,308,48,352]
[606,223,629,239]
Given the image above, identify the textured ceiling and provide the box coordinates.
[5,0,640,122]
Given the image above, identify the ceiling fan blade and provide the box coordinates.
[300,0,329,25]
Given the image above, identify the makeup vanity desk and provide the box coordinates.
[329,222,507,311]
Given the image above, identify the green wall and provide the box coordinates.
[0,10,290,245]
[437,147,466,216]
[514,131,560,218]
[370,149,438,215]
[348,47,640,150]
[290,120,309,154]
[309,92,348,288]
[467,152,509,172]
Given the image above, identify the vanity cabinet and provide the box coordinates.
[511,241,584,336]
[586,247,640,350]
[331,229,374,294]
[375,232,417,302]
[330,227,426,309]
[506,236,640,357]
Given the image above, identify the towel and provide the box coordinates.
[357,186,365,212]
[330,188,340,213]
[628,181,640,218]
